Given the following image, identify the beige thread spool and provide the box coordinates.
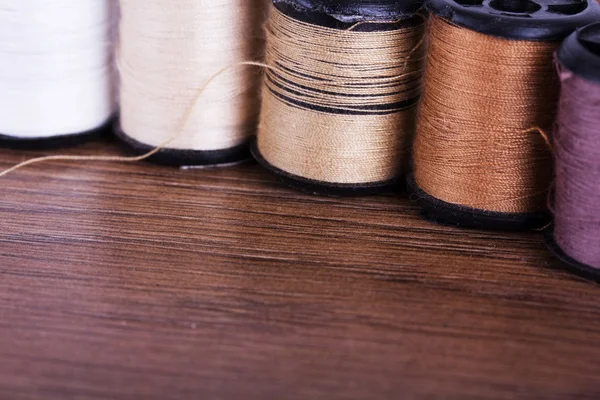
[253,2,427,195]
[117,0,270,167]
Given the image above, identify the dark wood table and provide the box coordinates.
[1,139,599,399]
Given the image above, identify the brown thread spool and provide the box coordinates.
[252,0,427,196]
[408,0,600,230]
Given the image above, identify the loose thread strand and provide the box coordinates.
[0,11,429,180]
[0,18,428,179]
[0,61,276,178]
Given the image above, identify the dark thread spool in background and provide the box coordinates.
[251,0,425,196]
[407,0,600,231]
[546,23,600,282]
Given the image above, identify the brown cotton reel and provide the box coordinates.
[409,0,600,230]
[253,4,427,195]
[413,17,556,221]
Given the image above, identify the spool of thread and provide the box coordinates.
[0,0,117,149]
[252,0,426,195]
[117,0,270,167]
[547,23,600,280]
[408,0,600,230]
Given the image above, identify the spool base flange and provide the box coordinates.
[407,174,551,231]
[116,124,252,168]
[0,120,112,150]
[545,229,600,283]
[251,139,399,197]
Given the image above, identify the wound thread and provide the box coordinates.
[413,16,559,215]
[553,24,600,270]
[256,6,426,187]
[117,0,269,160]
[0,0,116,139]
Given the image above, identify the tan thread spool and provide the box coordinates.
[255,7,427,189]
[413,16,558,217]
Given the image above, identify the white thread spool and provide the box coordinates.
[117,0,270,166]
[0,0,116,144]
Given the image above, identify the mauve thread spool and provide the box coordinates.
[407,0,600,231]
[0,0,117,150]
[252,0,426,196]
[547,23,600,281]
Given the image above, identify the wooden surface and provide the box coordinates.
[0,138,599,400]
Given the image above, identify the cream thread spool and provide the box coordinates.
[252,0,426,196]
[116,0,270,167]
[0,0,117,149]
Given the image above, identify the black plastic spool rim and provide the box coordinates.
[546,23,600,278]
[251,140,401,197]
[407,0,600,230]
[273,0,424,27]
[426,0,600,41]
[558,22,600,84]
[117,116,254,168]
[546,228,600,283]
[254,0,424,196]
[406,175,551,231]
[116,123,252,168]
[0,119,113,151]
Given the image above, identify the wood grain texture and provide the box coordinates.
[0,137,599,400]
